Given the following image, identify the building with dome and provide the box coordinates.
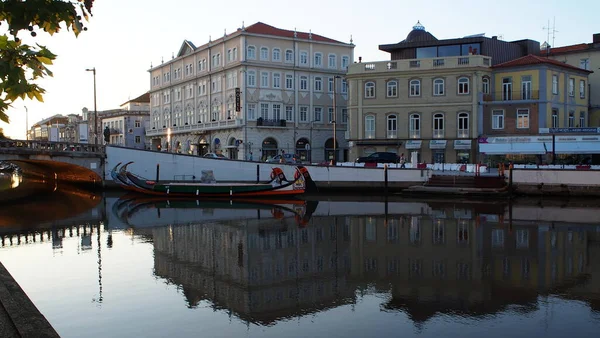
[346,22,540,164]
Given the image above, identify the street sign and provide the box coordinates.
[235,88,241,112]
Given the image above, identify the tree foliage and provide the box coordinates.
[0,0,95,124]
[0,126,5,138]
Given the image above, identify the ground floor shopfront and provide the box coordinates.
[352,139,476,164]
[478,134,600,165]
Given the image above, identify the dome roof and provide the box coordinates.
[403,21,437,43]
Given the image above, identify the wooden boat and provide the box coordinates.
[111,162,316,198]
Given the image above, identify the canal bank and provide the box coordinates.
[0,262,60,338]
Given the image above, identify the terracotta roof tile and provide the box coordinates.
[244,22,345,44]
[548,43,589,55]
[492,54,592,73]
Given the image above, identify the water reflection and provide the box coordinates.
[1,192,599,336]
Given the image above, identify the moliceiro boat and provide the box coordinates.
[111,162,316,198]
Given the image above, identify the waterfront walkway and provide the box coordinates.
[0,262,59,338]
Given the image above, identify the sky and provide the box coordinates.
[1,0,599,139]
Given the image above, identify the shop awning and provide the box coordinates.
[479,142,546,155]
[550,142,600,154]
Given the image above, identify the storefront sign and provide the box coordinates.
[453,140,472,150]
[405,140,422,149]
[539,127,600,134]
[480,135,600,144]
[429,140,447,149]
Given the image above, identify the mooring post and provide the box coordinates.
[256,164,260,183]
[384,164,389,195]
[156,164,160,182]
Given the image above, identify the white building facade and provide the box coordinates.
[147,22,354,162]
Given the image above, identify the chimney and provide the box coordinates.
[492,36,498,40]
[594,33,600,44]
[358,56,362,63]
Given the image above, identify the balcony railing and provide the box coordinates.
[409,130,420,139]
[457,129,469,138]
[387,131,398,139]
[109,128,121,135]
[146,118,243,136]
[433,130,445,139]
[483,90,540,102]
[256,118,287,127]
[351,55,492,75]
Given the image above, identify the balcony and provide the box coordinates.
[483,90,540,102]
[109,128,121,135]
[348,55,492,75]
[146,118,243,136]
[256,118,287,127]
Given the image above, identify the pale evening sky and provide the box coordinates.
[1,0,598,139]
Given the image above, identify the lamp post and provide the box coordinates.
[85,68,98,145]
[167,127,171,152]
[24,105,28,140]
[332,75,341,165]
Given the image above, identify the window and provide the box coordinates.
[272,48,281,61]
[341,108,348,123]
[314,53,323,67]
[516,230,529,249]
[300,76,308,90]
[580,58,590,70]
[314,107,322,122]
[432,220,445,245]
[285,49,293,63]
[502,78,512,100]
[569,78,575,96]
[568,111,575,127]
[300,51,308,65]
[365,81,375,98]
[580,111,586,128]
[233,48,237,60]
[285,106,294,121]
[387,114,397,138]
[247,104,256,120]
[457,112,469,138]
[272,73,281,88]
[314,77,323,91]
[551,109,558,128]
[135,136,141,144]
[387,80,398,97]
[341,79,348,94]
[409,79,420,96]
[433,113,444,138]
[227,49,232,62]
[409,114,420,138]
[328,107,334,123]
[285,74,293,90]
[260,103,269,119]
[261,72,269,87]
[272,104,281,120]
[517,109,529,129]
[365,115,375,139]
[328,77,334,92]
[482,77,490,94]
[260,47,268,60]
[433,78,444,96]
[342,56,349,69]
[552,75,558,94]
[458,77,469,94]
[299,106,308,122]
[521,76,532,100]
[247,71,256,87]
[580,80,586,98]
[247,46,256,59]
[492,229,504,248]
[328,54,336,68]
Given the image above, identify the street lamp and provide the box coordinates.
[167,127,171,152]
[332,75,341,165]
[85,67,98,145]
[24,105,28,140]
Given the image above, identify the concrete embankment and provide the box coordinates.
[0,262,60,338]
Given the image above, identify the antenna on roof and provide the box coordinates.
[350,34,353,44]
[171,52,174,59]
[309,29,312,40]
[161,57,164,64]
[242,21,245,30]
[224,28,226,37]
[150,61,153,68]
[294,28,297,38]
[543,17,558,50]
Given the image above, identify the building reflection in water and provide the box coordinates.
[140,200,600,326]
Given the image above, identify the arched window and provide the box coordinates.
[365,81,375,98]
[387,80,398,97]
[457,112,469,138]
[260,47,269,60]
[409,79,421,96]
[365,115,375,139]
[272,48,281,61]
[482,77,490,94]
[409,114,420,138]
[433,113,444,138]
[458,77,469,94]
[247,46,256,59]
[433,78,444,96]
[387,114,398,138]
[285,49,293,62]
[247,70,256,87]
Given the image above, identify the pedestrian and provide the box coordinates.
[400,153,406,169]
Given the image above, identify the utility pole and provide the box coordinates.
[332,76,341,165]
[24,106,28,140]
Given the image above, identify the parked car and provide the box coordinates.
[266,153,299,164]
[203,152,227,159]
[355,152,400,164]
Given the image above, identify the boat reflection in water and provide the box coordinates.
[117,196,600,326]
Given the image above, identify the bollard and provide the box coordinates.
[384,164,389,195]
[156,163,160,182]
[256,164,260,183]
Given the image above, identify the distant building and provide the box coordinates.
[346,22,539,164]
[547,33,600,126]
[99,93,150,149]
[148,22,354,162]
[29,114,81,142]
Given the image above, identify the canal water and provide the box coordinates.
[1,178,600,338]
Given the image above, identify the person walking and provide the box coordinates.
[400,153,406,169]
